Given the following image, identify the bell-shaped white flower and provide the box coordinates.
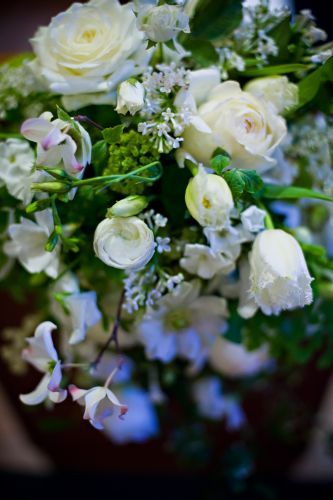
[0,139,40,205]
[3,209,59,278]
[20,321,67,405]
[209,337,270,378]
[116,80,145,115]
[21,111,91,176]
[93,216,155,271]
[249,229,314,315]
[180,243,235,279]
[69,384,127,430]
[64,291,102,345]
[185,167,234,229]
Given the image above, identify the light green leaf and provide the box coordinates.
[262,184,333,202]
[242,63,309,77]
[102,124,125,144]
[210,147,231,174]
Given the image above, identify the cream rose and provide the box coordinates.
[30,0,148,96]
[181,81,287,172]
[245,76,298,114]
[93,216,155,270]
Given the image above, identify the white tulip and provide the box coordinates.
[185,167,234,229]
[94,216,155,270]
[249,229,314,315]
[181,81,287,171]
[138,4,190,42]
[209,337,270,378]
[245,76,298,114]
[116,80,145,115]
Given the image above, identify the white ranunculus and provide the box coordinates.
[245,76,298,114]
[0,139,38,205]
[116,80,145,115]
[30,0,148,96]
[93,216,155,270]
[249,229,314,315]
[209,337,270,378]
[3,209,60,278]
[138,4,190,42]
[181,81,287,171]
[185,167,234,229]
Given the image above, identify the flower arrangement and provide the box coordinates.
[1,0,333,472]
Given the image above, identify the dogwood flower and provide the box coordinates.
[180,243,235,279]
[249,229,314,315]
[19,321,67,405]
[3,209,60,278]
[69,384,127,430]
[116,80,145,115]
[21,111,91,176]
[185,167,234,229]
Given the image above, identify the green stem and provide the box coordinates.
[0,132,22,139]
[258,201,275,230]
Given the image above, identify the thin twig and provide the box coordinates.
[91,289,125,369]
[73,115,104,131]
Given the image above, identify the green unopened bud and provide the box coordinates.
[45,231,59,252]
[26,198,52,214]
[107,195,149,218]
[41,167,73,181]
[32,181,71,194]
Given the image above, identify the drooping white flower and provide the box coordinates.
[185,167,234,229]
[103,386,158,444]
[138,280,228,369]
[209,337,270,378]
[180,244,235,279]
[69,384,127,430]
[29,0,148,96]
[64,291,102,345]
[192,377,245,430]
[116,80,145,115]
[21,111,91,176]
[93,216,155,271]
[138,4,190,42]
[180,81,287,171]
[3,209,59,278]
[240,205,266,233]
[249,229,314,315]
[0,139,39,205]
[245,75,298,114]
[19,321,67,405]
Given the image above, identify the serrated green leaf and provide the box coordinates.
[262,184,333,202]
[191,0,243,41]
[102,124,125,144]
[223,169,263,200]
[210,147,231,174]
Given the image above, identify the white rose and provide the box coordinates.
[93,216,155,270]
[185,167,234,228]
[116,80,145,115]
[138,4,190,43]
[30,0,148,95]
[249,229,314,315]
[245,76,299,114]
[181,81,287,171]
[209,337,270,378]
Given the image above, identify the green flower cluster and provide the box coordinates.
[103,130,160,194]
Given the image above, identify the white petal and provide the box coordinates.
[19,374,50,405]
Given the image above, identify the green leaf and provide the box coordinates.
[183,38,219,66]
[223,169,263,200]
[102,124,125,144]
[92,140,109,174]
[26,198,52,214]
[56,105,81,134]
[241,63,309,77]
[191,0,243,41]
[262,184,333,202]
[210,147,231,174]
[45,231,59,252]
[297,57,333,109]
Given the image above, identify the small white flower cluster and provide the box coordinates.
[219,48,245,80]
[138,63,192,152]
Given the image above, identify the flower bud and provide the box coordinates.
[185,167,234,229]
[245,76,298,114]
[138,4,190,43]
[31,181,71,194]
[116,80,145,116]
[93,216,155,271]
[249,229,314,315]
[107,195,149,218]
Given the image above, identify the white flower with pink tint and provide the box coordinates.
[19,321,67,406]
[69,383,127,430]
[21,111,91,176]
